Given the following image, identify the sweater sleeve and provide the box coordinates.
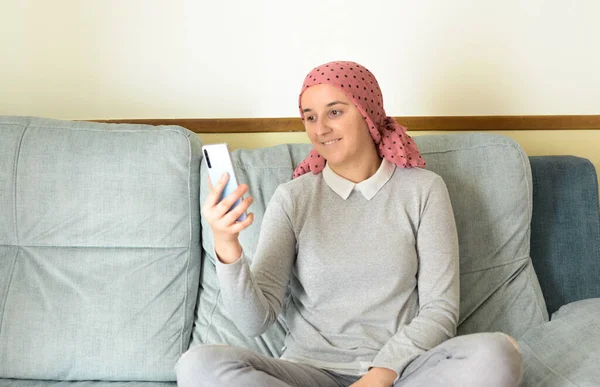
[370,176,460,379]
[215,186,297,337]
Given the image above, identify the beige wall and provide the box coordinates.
[0,1,598,183]
[1,1,599,118]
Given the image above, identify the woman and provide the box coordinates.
[176,61,523,387]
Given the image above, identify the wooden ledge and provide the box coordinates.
[93,115,600,133]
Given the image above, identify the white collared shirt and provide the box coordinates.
[321,158,396,200]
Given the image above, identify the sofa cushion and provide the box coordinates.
[518,298,600,386]
[191,144,310,357]
[416,133,548,337]
[192,132,548,356]
[529,156,600,315]
[0,116,202,381]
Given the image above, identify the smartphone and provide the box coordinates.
[202,143,247,222]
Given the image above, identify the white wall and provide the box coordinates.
[1,1,599,119]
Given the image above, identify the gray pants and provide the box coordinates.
[176,332,523,387]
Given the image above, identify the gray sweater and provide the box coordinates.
[216,162,459,377]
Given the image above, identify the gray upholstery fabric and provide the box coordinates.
[415,134,548,336]
[529,156,600,315]
[0,117,202,381]
[191,133,548,358]
[3,117,570,385]
[0,380,174,387]
[191,144,311,357]
[519,298,600,386]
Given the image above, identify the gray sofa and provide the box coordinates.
[0,116,599,386]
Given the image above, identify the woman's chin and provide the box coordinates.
[324,155,347,169]
[316,147,348,168]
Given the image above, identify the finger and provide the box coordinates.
[202,173,229,216]
[230,212,255,234]
[223,195,253,224]
[505,335,522,353]
[205,184,248,225]
[216,183,248,214]
[206,173,229,207]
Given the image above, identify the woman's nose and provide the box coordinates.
[315,119,332,136]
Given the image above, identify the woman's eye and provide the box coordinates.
[330,110,342,116]
[306,115,315,122]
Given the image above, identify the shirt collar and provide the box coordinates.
[322,158,396,200]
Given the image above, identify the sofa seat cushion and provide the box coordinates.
[0,116,202,381]
[519,298,600,386]
[0,380,174,387]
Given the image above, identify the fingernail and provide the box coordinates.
[220,172,228,180]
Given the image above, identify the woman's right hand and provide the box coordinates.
[202,172,255,264]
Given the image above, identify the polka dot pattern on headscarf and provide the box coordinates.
[292,61,425,179]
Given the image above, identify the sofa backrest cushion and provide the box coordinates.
[417,133,548,335]
[191,144,310,357]
[192,132,548,357]
[529,156,600,315]
[0,116,202,381]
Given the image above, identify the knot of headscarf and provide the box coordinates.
[292,61,425,179]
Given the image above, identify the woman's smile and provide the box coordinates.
[321,138,341,146]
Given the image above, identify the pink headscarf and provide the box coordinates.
[293,61,425,179]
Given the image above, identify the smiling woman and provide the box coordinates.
[294,61,425,182]
[300,84,380,183]
[176,61,523,387]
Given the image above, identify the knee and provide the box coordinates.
[175,344,241,387]
[473,333,523,385]
[483,332,523,363]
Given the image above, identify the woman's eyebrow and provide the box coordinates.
[302,100,349,113]
[327,101,349,107]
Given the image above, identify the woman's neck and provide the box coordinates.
[329,154,383,183]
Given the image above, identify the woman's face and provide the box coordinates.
[301,83,377,171]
